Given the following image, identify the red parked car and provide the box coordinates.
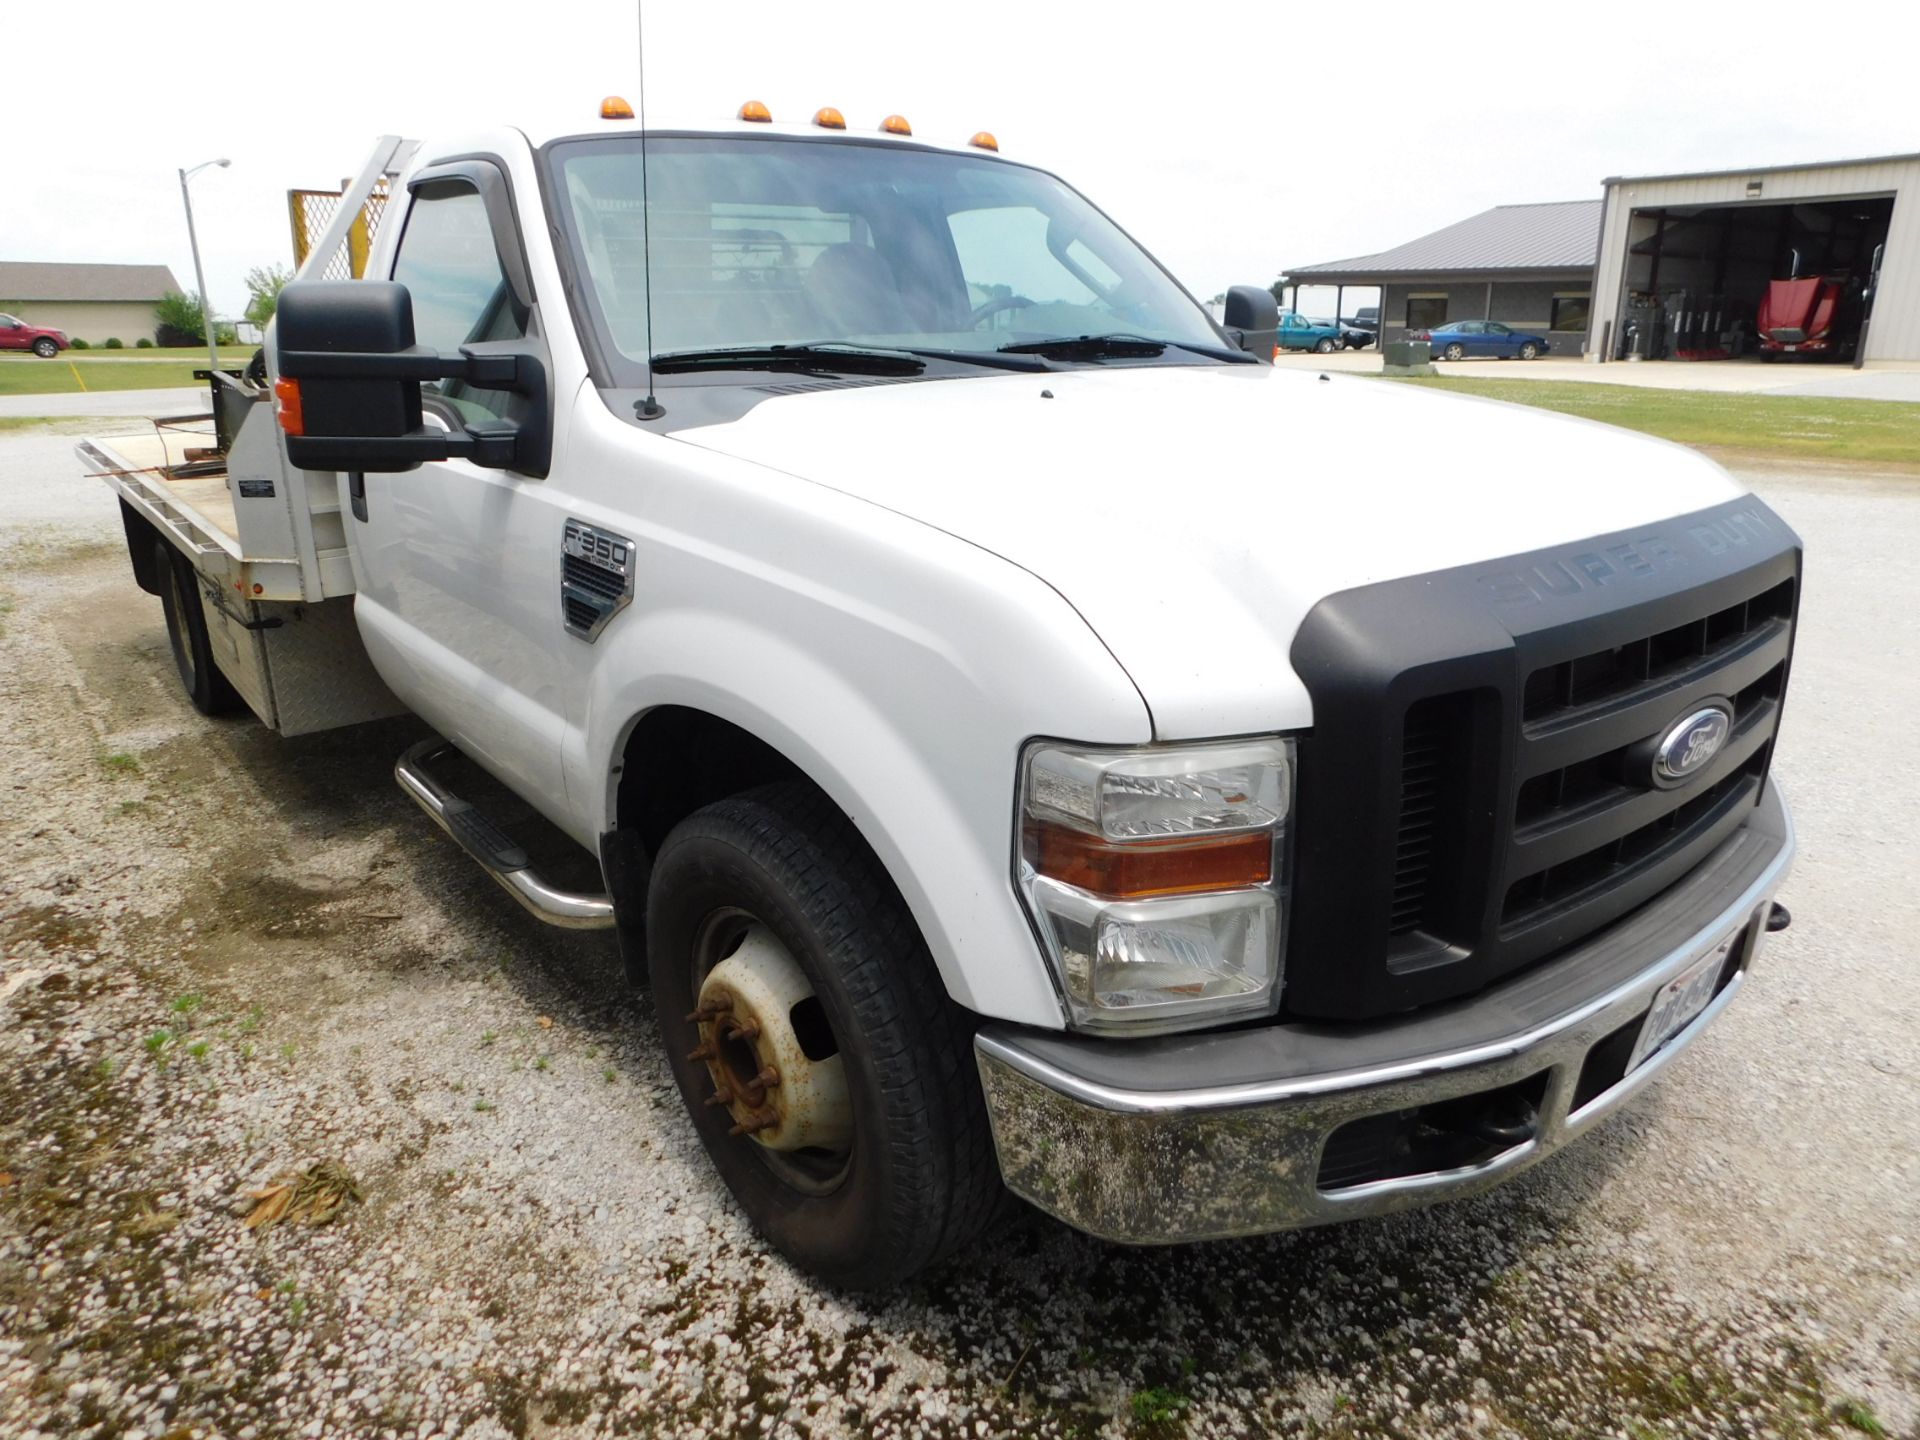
[0,313,70,357]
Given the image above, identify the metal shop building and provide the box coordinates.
[1590,152,1920,363]
[1282,200,1601,354]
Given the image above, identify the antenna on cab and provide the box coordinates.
[633,0,665,421]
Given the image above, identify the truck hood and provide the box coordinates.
[671,364,1746,737]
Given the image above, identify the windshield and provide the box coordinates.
[544,134,1225,381]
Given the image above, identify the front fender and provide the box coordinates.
[561,435,1152,1029]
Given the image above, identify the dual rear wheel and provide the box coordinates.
[154,538,240,716]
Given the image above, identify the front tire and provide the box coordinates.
[646,782,1003,1289]
[1519,342,1540,360]
[154,539,240,715]
[32,338,58,358]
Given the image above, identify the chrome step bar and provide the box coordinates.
[394,738,615,930]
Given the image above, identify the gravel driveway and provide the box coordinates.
[1,431,1915,1440]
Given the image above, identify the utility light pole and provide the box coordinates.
[178,158,231,375]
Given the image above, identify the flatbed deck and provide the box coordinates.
[84,423,241,547]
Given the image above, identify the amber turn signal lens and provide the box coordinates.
[880,114,912,136]
[1026,820,1271,899]
[600,95,635,120]
[968,130,999,151]
[813,106,846,130]
[272,377,304,436]
[738,99,772,123]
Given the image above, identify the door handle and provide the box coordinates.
[349,470,368,523]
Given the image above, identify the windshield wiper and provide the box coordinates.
[999,334,1166,361]
[651,344,927,377]
[998,333,1256,364]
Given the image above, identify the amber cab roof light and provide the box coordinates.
[880,114,912,136]
[738,99,772,123]
[600,95,635,120]
[968,130,999,152]
[812,106,846,130]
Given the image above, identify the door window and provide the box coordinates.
[390,183,528,423]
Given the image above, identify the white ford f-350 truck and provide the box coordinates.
[85,106,1799,1288]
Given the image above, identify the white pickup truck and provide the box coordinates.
[86,105,1799,1288]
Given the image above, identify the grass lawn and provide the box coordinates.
[0,359,221,395]
[1392,377,1920,467]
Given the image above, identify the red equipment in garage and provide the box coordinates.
[1756,275,1850,360]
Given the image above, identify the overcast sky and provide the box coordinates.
[8,0,1917,323]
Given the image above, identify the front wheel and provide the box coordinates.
[646,782,1003,1288]
[32,338,59,358]
[1518,342,1540,360]
[1443,342,1466,361]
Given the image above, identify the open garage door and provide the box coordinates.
[1610,195,1892,362]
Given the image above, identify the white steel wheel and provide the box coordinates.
[689,911,854,1194]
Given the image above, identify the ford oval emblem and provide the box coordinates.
[1653,705,1733,786]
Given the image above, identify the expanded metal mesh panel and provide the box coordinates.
[287,182,392,279]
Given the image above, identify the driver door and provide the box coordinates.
[348,166,574,810]
[0,316,25,351]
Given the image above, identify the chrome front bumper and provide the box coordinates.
[974,781,1794,1245]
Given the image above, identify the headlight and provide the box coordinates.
[1016,737,1293,1035]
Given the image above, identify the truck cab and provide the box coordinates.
[88,106,1799,1288]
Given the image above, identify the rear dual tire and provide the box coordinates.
[647,783,1005,1289]
[154,538,241,716]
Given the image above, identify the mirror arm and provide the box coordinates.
[280,344,533,388]
[280,343,550,478]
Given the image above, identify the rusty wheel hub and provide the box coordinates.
[687,921,852,1156]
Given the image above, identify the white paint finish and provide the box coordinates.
[346,131,599,829]
[671,363,1746,739]
[321,126,1751,1031]
[1593,155,1920,362]
[550,387,1151,1025]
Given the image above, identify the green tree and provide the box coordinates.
[244,264,291,329]
[152,290,206,347]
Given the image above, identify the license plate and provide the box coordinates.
[1626,931,1737,1074]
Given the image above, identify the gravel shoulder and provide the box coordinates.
[1,434,1915,1440]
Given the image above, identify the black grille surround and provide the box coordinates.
[1284,495,1800,1021]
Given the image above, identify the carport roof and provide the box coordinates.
[1287,200,1602,282]
[0,261,182,302]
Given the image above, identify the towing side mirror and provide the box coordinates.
[274,280,550,477]
[1223,285,1280,362]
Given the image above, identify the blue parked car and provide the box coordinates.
[1414,320,1551,361]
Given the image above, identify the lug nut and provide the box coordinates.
[752,1065,780,1089]
[686,1042,716,1063]
[729,1111,775,1137]
[728,1018,762,1041]
[703,1087,734,1107]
